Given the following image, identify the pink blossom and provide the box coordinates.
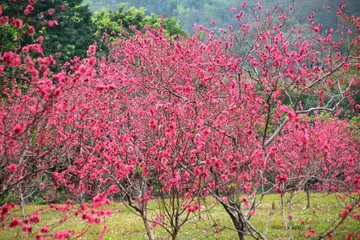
[30,214,40,223]
[340,210,348,218]
[276,174,288,183]
[48,8,55,15]
[22,46,29,53]
[87,45,96,56]
[279,105,289,113]
[108,185,118,195]
[213,226,221,233]
[0,16,8,25]
[9,218,21,228]
[78,64,87,75]
[24,5,34,16]
[27,26,35,36]
[39,182,46,190]
[54,230,72,239]
[288,111,296,121]
[236,11,244,19]
[11,18,23,28]
[7,163,18,172]
[48,20,54,27]
[22,224,33,234]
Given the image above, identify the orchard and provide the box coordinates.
[0,0,359,239]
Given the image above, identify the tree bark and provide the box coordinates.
[306,189,311,209]
[141,211,155,240]
[19,186,28,238]
[280,192,287,229]
[287,192,294,239]
[171,228,179,240]
[221,203,246,240]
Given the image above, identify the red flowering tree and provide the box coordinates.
[53,28,227,239]
[55,1,359,238]
[267,117,359,235]
[0,0,359,240]
[0,2,114,239]
[194,1,360,238]
[0,0,70,204]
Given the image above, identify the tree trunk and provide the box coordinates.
[198,195,202,220]
[141,211,155,240]
[287,192,294,239]
[306,189,311,209]
[280,192,287,229]
[171,228,179,240]
[232,216,246,240]
[19,187,28,238]
[221,203,246,240]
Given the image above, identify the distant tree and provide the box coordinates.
[41,1,97,66]
[92,3,185,39]
[1,0,96,70]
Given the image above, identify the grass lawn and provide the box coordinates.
[1,192,359,239]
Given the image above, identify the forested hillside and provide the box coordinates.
[85,0,360,32]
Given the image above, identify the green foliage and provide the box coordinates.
[0,193,19,206]
[41,1,97,68]
[1,0,185,71]
[92,3,185,38]
[0,0,97,71]
[0,25,18,51]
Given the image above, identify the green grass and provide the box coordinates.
[1,192,359,239]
